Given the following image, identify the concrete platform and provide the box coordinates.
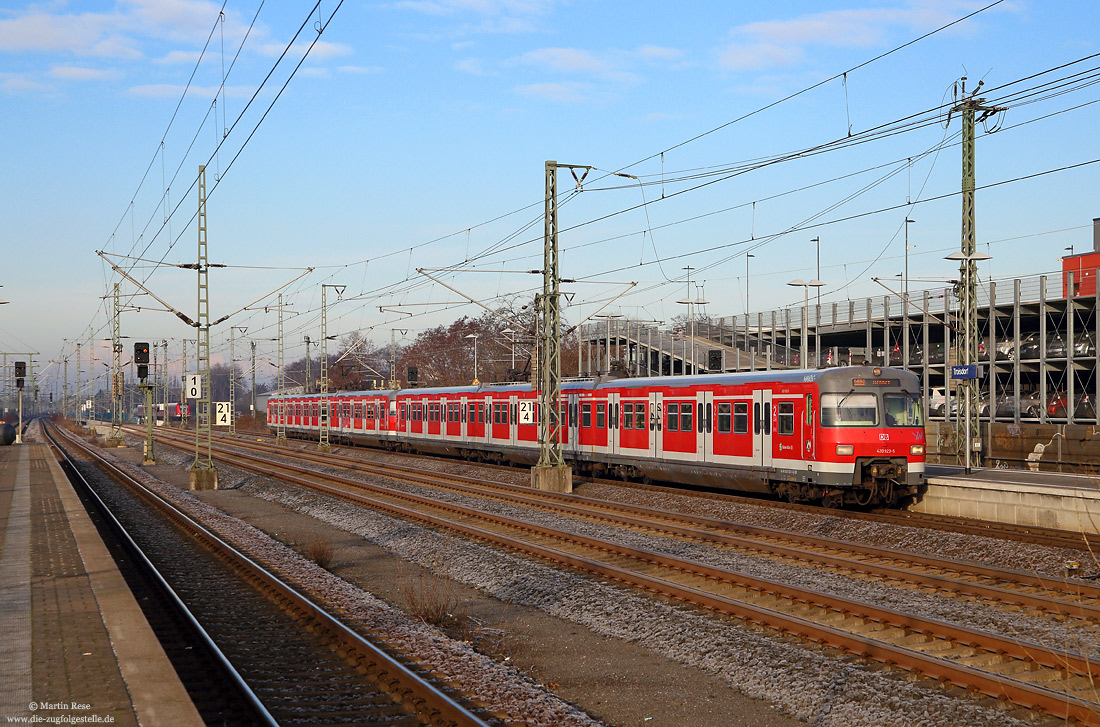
[0,437,202,727]
[916,465,1100,535]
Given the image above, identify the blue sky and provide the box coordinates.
[2,0,1098,388]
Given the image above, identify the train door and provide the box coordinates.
[752,389,773,467]
[699,390,713,462]
[509,395,518,447]
[607,391,619,455]
[649,391,663,459]
[459,397,468,443]
[566,392,580,455]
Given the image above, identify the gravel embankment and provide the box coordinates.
[109,431,1070,725]
[56,429,604,727]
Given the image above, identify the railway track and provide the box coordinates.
[149,426,1100,624]
[47,423,492,727]
[217,426,1099,552]
[141,425,1100,723]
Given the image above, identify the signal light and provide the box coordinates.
[137,364,149,381]
[14,361,26,378]
[134,342,150,364]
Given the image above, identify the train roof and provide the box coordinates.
[596,365,918,390]
[268,365,918,400]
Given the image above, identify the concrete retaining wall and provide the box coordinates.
[913,475,1100,535]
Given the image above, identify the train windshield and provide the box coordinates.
[820,392,878,427]
[884,392,924,427]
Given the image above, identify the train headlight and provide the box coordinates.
[835,444,854,456]
[910,444,924,455]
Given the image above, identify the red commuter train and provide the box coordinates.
[268,365,926,508]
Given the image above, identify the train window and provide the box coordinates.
[820,393,877,426]
[680,402,693,433]
[354,404,363,419]
[581,403,592,428]
[478,403,486,424]
[697,403,704,433]
[666,402,679,432]
[805,394,813,426]
[450,404,460,423]
[716,402,732,433]
[735,402,749,434]
[884,393,924,427]
[777,401,795,435]
[596,403,606,429]
[623,403,634,430]
[764,402,771,435]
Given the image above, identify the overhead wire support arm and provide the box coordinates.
[415,269,527,330]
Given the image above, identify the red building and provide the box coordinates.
[1062,218,1100,297]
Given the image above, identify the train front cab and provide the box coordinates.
[812,367,926,507]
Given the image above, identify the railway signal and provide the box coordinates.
[135,341,150,381]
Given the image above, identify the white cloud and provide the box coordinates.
[259,40,353,61]
[523,47,607,74]
[0,76,51,93]
[454,57,489,75]
[718,1,1006,72]
[720,42,804,71]
[0,11,111,54]
[338,65,383,75]
[515,81,592,103]
[521,47,639,83]
[637,45,683,61]
[388,0,558,34]
[128,83,255,99]
[156,49,203,65]
[48,66,119,81]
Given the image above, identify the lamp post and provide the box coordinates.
[788,278,825,368]
[465,333,479,382]
[745,254,754,314]
[593,313,622,375]
[810,237,821,309]
[501,328,516,371]
[945,249,991,473]
[677,266,710,374]
[904,218,915,369]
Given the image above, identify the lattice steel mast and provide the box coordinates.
[189,165,217,489]
[275,293,287,446]
[532,161,589,492]
[950,77,1004,471]
[108,283,124,445]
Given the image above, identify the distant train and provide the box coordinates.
[268,365,926,508]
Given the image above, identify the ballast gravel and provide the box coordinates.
[190,437,1100,662]
[115,432,1071,725]
[69,432,603,727]
[234,477,1045,726]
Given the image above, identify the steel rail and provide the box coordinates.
[42,425,280,727]
[146,430,1100,724]
[147,426,1100,620]
[206,425,1100,552]
[51,423,492,727]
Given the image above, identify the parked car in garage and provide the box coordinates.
[1019,331,1069,359]
[1047,390,1095,419]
